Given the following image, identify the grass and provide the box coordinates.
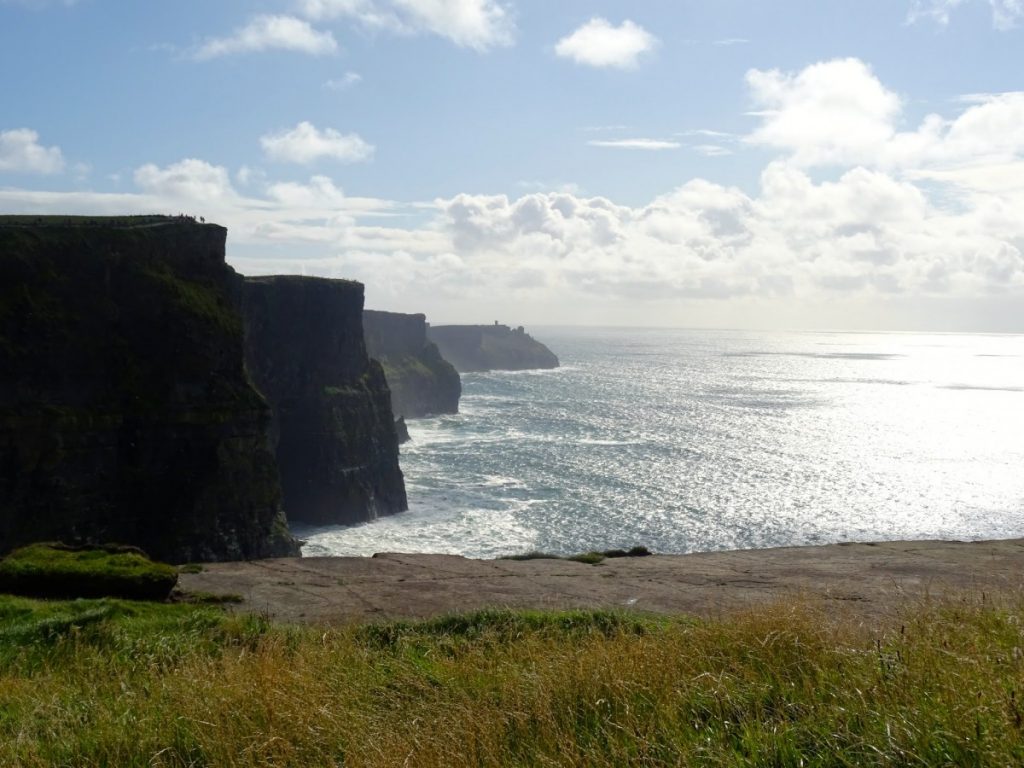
[0,214,182,228]
[0,591,1022,766]
[0,543,179,601]
[172,590,245,605]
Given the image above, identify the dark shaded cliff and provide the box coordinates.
[363,310,461,419]
[243,277,407,526]
[426,324,560,373]
[0,216,299,563]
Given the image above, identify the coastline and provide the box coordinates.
[180,536,1024,624]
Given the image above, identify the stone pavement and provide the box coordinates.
[179,538,1024,624]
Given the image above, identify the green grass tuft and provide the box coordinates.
[175,591,245,605]
[0,543,178,601]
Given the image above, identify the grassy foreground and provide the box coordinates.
[1,593,1022,766]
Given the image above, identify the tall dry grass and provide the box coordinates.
[1,595,1022,766]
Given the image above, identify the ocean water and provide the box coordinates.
[297,328,1024,559]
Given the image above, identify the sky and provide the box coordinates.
[1,0,1023,331]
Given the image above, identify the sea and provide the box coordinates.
[296,328,1024,559]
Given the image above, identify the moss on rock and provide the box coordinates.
[0,543,179,601]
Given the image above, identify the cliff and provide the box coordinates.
[243,277,407,526]
[426,324,560,373]
[0,215,299,563]
[363,310,461,418]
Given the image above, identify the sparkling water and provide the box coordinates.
[297,328,1024,558]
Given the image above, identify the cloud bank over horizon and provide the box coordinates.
[2,0,1022,331]
[3,55,1021,330]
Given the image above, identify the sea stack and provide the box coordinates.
[0,216,299,563]
[243,277,407,526]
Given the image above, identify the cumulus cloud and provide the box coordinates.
[744,59,1024,185]
[394,64,1023,312]
[133,158,237,201]
[555,18,657,69]
[745,58,902,167]
[194,15,338,59]
[260,121,375,164]
[3,58,1024,329]
[907,0,1024,29]
[0,128,65,174]
[299,0,514,50]
[588,138,681,150]
[423,160,1024,308]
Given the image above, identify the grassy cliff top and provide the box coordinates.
[0,215,217,229]
[0,543,178,601]
[245,274,362,289]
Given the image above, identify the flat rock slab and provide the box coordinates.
[179,538,1024,625]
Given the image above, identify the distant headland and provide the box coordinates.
[427,322,560,373]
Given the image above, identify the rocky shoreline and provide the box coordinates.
[179,537,1024,624]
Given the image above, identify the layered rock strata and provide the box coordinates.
[363,310,461,418]
[426,323,559,372]
[0,216,299,563]
[243,277,407,526]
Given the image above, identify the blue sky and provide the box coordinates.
[2,0,1023,330]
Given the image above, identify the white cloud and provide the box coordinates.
[745,59,1024,187]
[265,175,351,208]
[907,0,967,25]
[133,158,237,201]
[678,129,738,140]
[713,38,749,46]
[990,0,1024,28]
[745,58,902,167]
[0,158,412,269]
[0,128,65,174]
[194,15,338,60]
[588,138,681,150]
[4,145,1023,328]
[235,165,263,187]
[325,71,363,90]
[518,180,583,195]
[4,60,1024,330]
[260,121,375,164]
[693,145,733,157]
[555,18,657,69]
[421,159,1024,311]
[299,0,514,51]
[907,0,1024,29]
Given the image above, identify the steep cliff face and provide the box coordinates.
[0,216,299,563]
[363,310,461,419]
[426,324,560,373]
[243,277,407,526]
